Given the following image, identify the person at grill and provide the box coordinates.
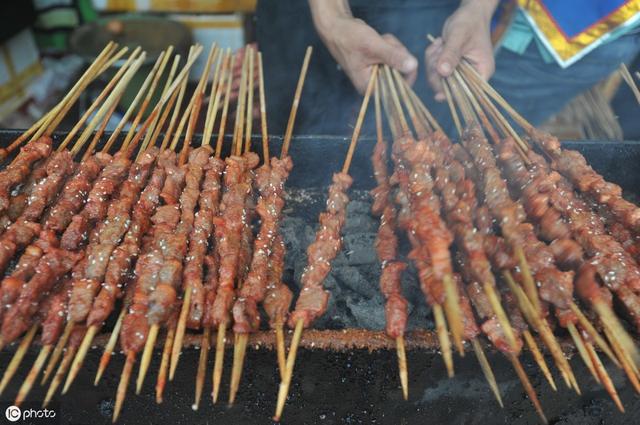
[257,0,640,136]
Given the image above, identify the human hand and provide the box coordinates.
[310,0,418,93]
[425,0,498,101]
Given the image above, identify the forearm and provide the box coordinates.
[460,0,499,22]
[308,0,352,36]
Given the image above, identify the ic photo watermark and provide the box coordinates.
[4,405,57,423]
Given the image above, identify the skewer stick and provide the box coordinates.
[104,49,170,152]
[127,45,204,157]
[113,352,135,423]
[514,247,541,313]
[593,301,640,370]
[43,45,126,139]
[123,47,173,149]
[442,80,462,136]
[281,46,312,158]
[192,326,210,410]
[375,78,409,399]
[160,47,197,152]
[211,323,227,403]
[136,324,159,394]
[621,63,640,105]
[180,43,218,163]
[233,51,249,156]
[433,304,454,377]
[568,302,618,367]
[4,42,117,155]
[14,344,52,406]
[146,56,183,150]
[567,323,598,384]
[274,318,303,421]
[584,339,625,412]
[443,274,465,357]
[95,309,125,386]
[382,66,409,135]
[202,49,227,145]
[43,346,77,407]
[392,69,428,138]
[82,92,125,159]
[57,47,141,152]
[156,322,176,403]
[215,55,236,157]
[275,322,286,381]
[459,61,533,134]
[523,330,557,391]
[471,338,503,407]
[244,47,255,154]
[139,53,182,153]
[396,335,409,400]
[604,327,640,393]
[508,353,548,424]
[258,52,270,162]
[62,325,99,394]
[41,322,74,385]
[0,323,37,395]
[71,54,147,156]
[275,66,377,421]
[228,333,248,404]
[503,271,575,389]
[483,282,519,353]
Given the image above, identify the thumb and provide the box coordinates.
[437,32,467,77]
[376,36,418,76]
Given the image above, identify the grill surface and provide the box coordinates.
[0,130,639,424]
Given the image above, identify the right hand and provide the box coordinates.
[312,11,418,94]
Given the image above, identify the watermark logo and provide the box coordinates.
[4,406,20,422]
[4,405,56,422]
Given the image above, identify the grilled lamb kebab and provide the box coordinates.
[0,136,53,215]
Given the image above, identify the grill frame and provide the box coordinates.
[0,130,639,424]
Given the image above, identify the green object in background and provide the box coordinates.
[33,0,98,52]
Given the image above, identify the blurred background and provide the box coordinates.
[1,0,639,140]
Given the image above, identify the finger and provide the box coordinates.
[374,34,418,79]
[425,44,446,101]
[437,31,469,77]
[382,34,418,85]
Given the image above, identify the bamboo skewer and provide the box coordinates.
[94,309,125,386]
[62,49,192,397]
[381,65,456,377]
[281,46,312,159]
[57,47,142,152]
[41,322,74,385]
[123,47,173,149]
[585,339,625,412]
[192,326,210,410]
[202,49,228,146]
[471,338,504,407]
[139,53,182,154]
[228,49,257,405]
[3,42,118,157]
[156,321,177,403]
[567,323,599,384]
[213,49,252,405]
[604,327,640,394]
[215,55,236,157]
[43,46,129,139]
[274,65,377,422]
[14,345,51,406]
[244,47,255,154]
[523,330,557,391]
[0,324,38,395]
[509,352,548,424]
[374,77,409,399]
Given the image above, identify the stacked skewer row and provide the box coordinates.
[0,38,639,424]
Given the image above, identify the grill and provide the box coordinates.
[0,129,638,424]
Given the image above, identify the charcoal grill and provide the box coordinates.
[0,129,639,424]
